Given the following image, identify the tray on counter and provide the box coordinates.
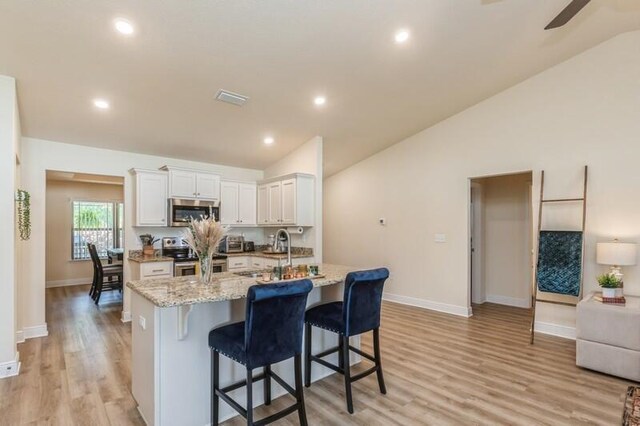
[256,274,325,285]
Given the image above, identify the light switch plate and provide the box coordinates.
[138,315,146,330]
[435,233,446,243]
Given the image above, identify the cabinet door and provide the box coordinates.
[137,173,168,226]
[220,181,239,225]
[250,257,263,269]
[169,170,197,198]
[281,178,296,224]
[257,184,269,225]
[238,183,257,225]
[227,256,250,270]
[268,182,282,224]
[196,173,220,200]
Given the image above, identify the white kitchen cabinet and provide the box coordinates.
[257,184,269,225]
[256,173,315,227]
[262,258,281,269]
[140,262,173,278]
[227,256,250,270]
[162,166,220,200]
[250,257,264,269]
[130,169,168,227]
[220,181,256,226]
[267,182,282,225]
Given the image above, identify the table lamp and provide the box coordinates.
[596,240,637,283]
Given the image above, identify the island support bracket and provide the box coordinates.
[177,305,194,340]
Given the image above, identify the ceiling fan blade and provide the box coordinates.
[544,0,591,30]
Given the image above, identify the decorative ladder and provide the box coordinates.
[530,166,588,344]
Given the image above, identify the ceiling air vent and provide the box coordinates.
[215,89,249,106]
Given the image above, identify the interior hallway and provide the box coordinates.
[0,288,632,425]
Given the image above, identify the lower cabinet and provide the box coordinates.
[227,256,250,270]
[228,256,313,271]
[130,260,174,281]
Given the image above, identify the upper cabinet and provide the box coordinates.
[161,166,220,200]
[257,174,314,227]
[220,181,257,226]
[130,169,168,227]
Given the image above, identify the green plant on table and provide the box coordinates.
[597,273,622,288]
[139,234,159,246]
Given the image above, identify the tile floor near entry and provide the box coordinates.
[0,285,632,425]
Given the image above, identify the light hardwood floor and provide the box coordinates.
[0,285,633,425]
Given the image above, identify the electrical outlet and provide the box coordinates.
[435,233,446,243]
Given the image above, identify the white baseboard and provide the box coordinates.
[486,294,531,309]
[16,324,48,343]
[46,277,93,288]
[121,311,132,323]
[383,293,472,317]
[534,321,576,340]
[0,352,20,379]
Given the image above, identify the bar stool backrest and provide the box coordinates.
[342,268,390,337]
[244,280,313,369]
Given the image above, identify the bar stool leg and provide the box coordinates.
[304,323,312,387]
[246,367,253,425]
[294,354,308,426]
[342,335,354,414]
[338,336,344,370]
[263,365,271,405]
[211,350,220,426]
[373,328,387,394]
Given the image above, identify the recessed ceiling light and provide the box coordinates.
[114,18,135,35]
[313,96,326,106]
[394,29,410,44]
[264,137,275,145]
[93,99,110,110]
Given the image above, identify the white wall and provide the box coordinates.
[20,137,264,330]
[477,173,532,308]
[0,76,19,371]
[324,31,640,334]
[264,136,323,262]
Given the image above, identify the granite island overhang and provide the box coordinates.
[127,264,360,425]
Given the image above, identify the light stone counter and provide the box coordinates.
[126,263,354,308]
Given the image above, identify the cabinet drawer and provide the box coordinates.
[251,258,263,269]
[262,259,280,269]
[140,262,173,278]
[227,257,250,270]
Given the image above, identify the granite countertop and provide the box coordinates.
[226,251,314,260]
[128,250,174,263]
[127,263,354,308]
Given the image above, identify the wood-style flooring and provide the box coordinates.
[0,285,633,425]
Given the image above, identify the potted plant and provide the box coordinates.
[139,234,159,256]
[597,273,623,298]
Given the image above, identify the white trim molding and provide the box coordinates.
[534,321,576,340]
[16,324,49,343]
[0,352,20,379]
[383,293,472,317]
[486,294,531,309]
[46,277,93,288]
[121,311,132,323]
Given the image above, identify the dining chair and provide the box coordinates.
[87,243,123,304]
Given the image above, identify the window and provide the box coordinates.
[72,201,124,260]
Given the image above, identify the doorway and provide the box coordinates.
[469,171,534,310]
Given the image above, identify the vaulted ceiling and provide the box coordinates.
[1,1,639,176]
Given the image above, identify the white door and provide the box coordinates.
[268,182,282,224]
[238,183,257,225]
[257,185,269,225]
[281,178,296,224]
[196,173,220,200]
[220,181,239,225]
[138,173,168,226]
[169,170,197,198]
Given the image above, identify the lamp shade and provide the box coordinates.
[596,242,637,266]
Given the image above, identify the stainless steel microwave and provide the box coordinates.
[169,198,220,227]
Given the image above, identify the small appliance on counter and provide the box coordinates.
[219,235,244,253]
[243,241,255,252]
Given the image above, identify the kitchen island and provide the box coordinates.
[127,264,358,426]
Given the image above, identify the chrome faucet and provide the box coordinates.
[275,228,292,266]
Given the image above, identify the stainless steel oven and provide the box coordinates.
[174,259,227,277]
[169,198,220,227]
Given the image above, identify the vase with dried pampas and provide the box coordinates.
[182,217,226,283]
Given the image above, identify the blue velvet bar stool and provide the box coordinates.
[208,280,313,426]
[304,268,389,414]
